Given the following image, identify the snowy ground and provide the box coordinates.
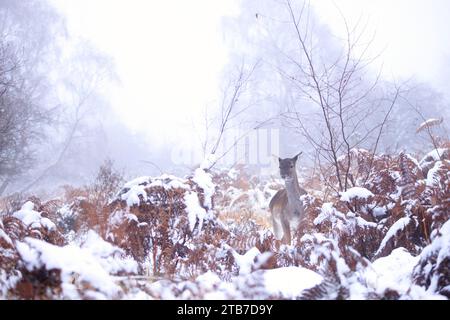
[1,149,449,299]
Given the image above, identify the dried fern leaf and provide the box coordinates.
[416,118,443,133]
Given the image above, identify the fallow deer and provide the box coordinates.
[269,152,307,244]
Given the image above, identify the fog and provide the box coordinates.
[51,0,239,147]
[1,0,449,196]
[313,0,450,92]
[2,0,450,301]
[55,0,450,146]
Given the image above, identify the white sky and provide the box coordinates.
[312,0,450,89]
[51,0,240,148]
[51,0,450,146]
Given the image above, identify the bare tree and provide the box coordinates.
[87,158,124,208]
[0,36,50,195]
[0,0,66,196]
[20,40,115,193]
[259,0,400,192]
[198,60,264,170]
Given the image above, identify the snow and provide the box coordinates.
[232,247,260,275]
[407,285,448,300]
[420,148,448,166]
[195,271,222,292]
[121,174,195,207]
[344,209,378,229]
[340,187,374,202]
[419,219,450,268]
[16,232,138,299]
[13,202,41,225]
[411,220,450,299]
[147,279,181,299]
[27,236,118,279]
[417,118,443,133]
[108,210,139,228]
[420,118,442,126]
[0,270,21,298]
[354,216,377,229]
[426,161,444,186]
[262,266,323,298]
[124,175,189,190]
[13,201,56,230]
[121,184,148,206]
[373,206,387,218]
[314,202,336,225]
[314,202,345,228]
[404,153,421,168]
[21,201,34,211]
[3,146,449,300]
[148,174,190,189]
[184,191,207,232]
[123,176,151,188]
[144,266,323,300]
[375,217,411,256]
[109,210,125,226]
[57,204,73,220]
[227,168,238,180]
[192,168,215,209]
[40,217,56,230]
[80,230,137,274]
[125,213,139,223]
[15,241,39,267]
[364,246,447,299]
[367,247,419,295]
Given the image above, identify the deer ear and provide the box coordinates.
[293,152,303,161]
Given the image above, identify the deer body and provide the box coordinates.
[269,153,306,244]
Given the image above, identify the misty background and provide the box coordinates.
[1,0,449,198]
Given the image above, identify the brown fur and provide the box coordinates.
[270,153,306,244]
[269,189,288,212]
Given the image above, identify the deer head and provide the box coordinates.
[278,152,302,180]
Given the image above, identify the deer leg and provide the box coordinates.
[271,214,284,241]
[281,216,291,245]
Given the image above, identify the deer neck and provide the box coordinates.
[284,170,303,208]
